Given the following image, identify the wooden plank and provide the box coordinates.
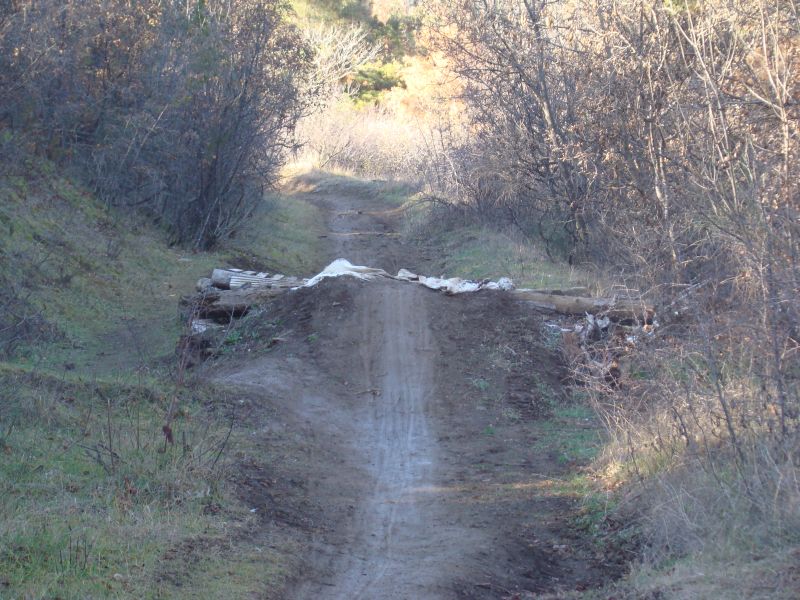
[511,290,653,322]
[211,268,270,289]
[518,286,591,297]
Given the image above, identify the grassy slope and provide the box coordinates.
[1,172,218,373]
[0,172,326,372]
[0,165,326,599]
[424,225,592,290]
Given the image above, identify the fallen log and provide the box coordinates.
[183,286,287,321]
[212,268,261,289]
[197,277,217,293]
[521,286,591,297]
[511,290,653,323]
[211,268,281,290]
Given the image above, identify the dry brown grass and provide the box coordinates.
[295,100,429,181]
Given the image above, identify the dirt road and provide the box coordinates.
[214,174,613,598]
[289,176,489,598]
[292,282,481,599]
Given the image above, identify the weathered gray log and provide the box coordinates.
[511,290,653,322]
[183,286,288,320]
[211,268,272,289]
[196,277,214,293]
[520,286,591,297]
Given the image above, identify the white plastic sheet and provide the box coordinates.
[303,259,391,287]
[301,259,515,295]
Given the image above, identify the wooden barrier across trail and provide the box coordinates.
[183,265,654,324]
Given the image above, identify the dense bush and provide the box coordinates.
[0,0,310,248]
[429,0,799,565]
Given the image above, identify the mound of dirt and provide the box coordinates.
[188,174,620,598]
[206,276,613,599]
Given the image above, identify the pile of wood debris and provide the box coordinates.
[181,263,655,378]
[552,309,658,391]
[186,268,304,323]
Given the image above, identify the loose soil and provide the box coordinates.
[204,175,616,598]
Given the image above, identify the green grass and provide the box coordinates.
[226,190,327,277]
[424,225,592,290]
[0,162,324,598]
[532,398,603,466]
[162,540,296,598]
[0,173,221,372]
[0,367,252,598]
[471,377,490,392]
[0,358,295,599]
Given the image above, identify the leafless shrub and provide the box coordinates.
[303,24,380,102]
[0,271,63,359]
[0,0,311,249]
[429,0,799,564]
[296,101,428,181]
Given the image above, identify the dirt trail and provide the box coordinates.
[212,174,613,598]
[288,176,482,598]
[292,282,480,599]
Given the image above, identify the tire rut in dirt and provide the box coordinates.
[295,282,484,599]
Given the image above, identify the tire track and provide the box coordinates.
[295,281,455,599]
